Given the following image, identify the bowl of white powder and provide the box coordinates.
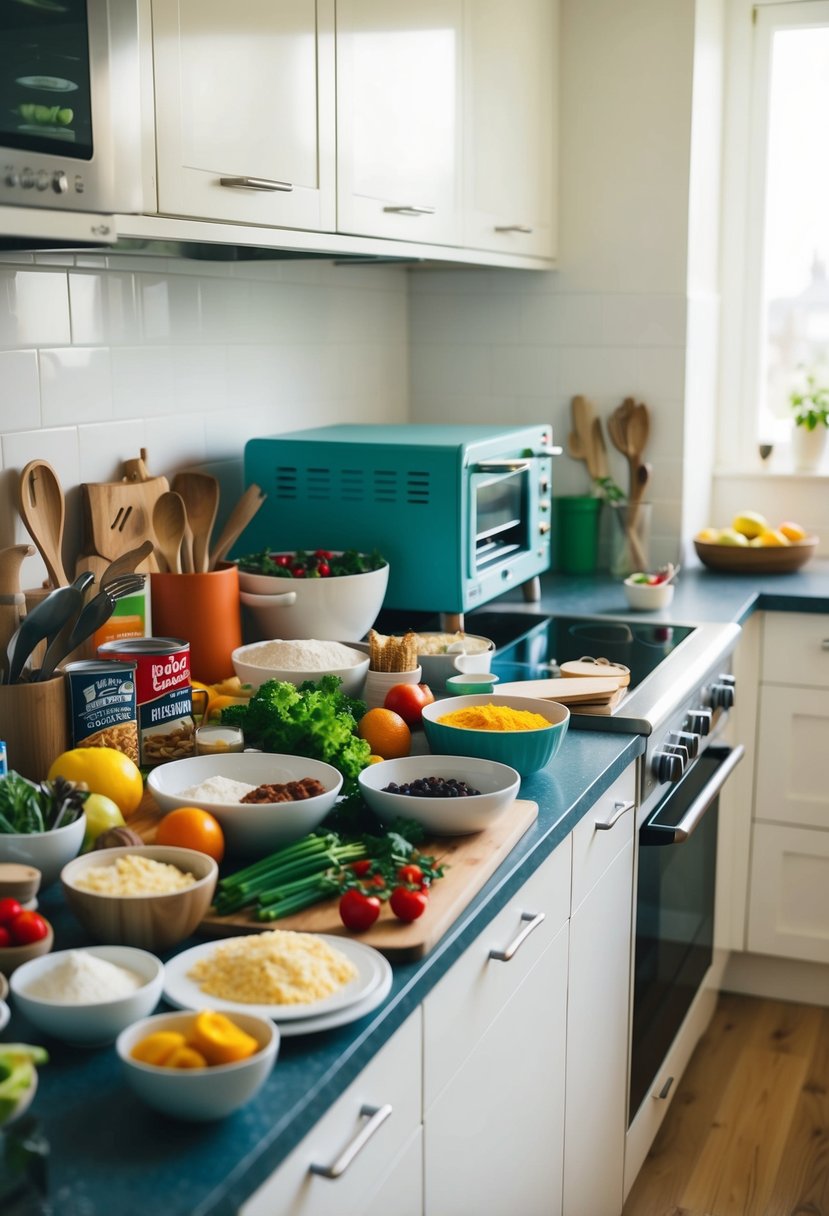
[231,638,370,696]
[10,945,164,1046]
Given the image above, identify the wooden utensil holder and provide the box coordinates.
[0,674,69,781]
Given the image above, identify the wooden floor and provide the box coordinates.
[622,992,829,1216]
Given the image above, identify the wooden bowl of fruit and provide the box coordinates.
[694,516,818,574]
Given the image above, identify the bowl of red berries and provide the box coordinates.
[622,565,677,611]
[0,900,53,977]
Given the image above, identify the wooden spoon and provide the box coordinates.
[208,484,266,570]
[172,471,220,574]
[17,460,68,587]
[152,492,188,574]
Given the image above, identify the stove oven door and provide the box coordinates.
[629,743,745,1124]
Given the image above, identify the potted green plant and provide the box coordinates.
[790,373,829,472]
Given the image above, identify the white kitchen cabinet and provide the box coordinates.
[240,1012,422,1216]
[422,837,571,1216]
[462,0,557,258]
[564,768,636,1216]
[754,685,829,829]
[335,0,463,245]
[748,823,829,964]
[151,0,335,231]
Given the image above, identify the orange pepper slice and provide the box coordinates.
[131,1031,187,1066]
[190,1010,259,1066]
[166,1045,209,1069]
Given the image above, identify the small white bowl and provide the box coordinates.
[116,1009,279,1121]
[359,755,521,835]
[10,945,164,1046]
[0,814,86,889]
[146,752,343,857]
[622,577,676,611]
[231,640,370,696]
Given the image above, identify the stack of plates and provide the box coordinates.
[162,935,393,1037]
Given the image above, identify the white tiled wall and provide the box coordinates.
[0,255,409,590]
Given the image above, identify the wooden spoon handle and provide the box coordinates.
[208,485,266,570]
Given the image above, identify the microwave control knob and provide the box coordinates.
[539,499,550,513]
[51,171,68,195]
[540,475,550,491]
[538,521,551,535]
[685,708,712,736]
[710,682,736,711]
[652,749,685,784]
[669,730,699,760]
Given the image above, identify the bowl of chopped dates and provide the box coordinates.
[358,755,520,835]
[146,753,343,857]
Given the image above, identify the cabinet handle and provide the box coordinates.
[494,224,533,233]
[655,1076,674,1100]
[489,910,545,961]
[382,204,436,216]
[822,639,829,650]
[309,1103,392,1179]
[594,799,634,832]
[219,176,293,192]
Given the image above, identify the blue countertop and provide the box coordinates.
[4,559,827,1215]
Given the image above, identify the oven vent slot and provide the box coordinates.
[272,463,432,506]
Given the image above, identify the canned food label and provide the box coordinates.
[97,639,195,766]
[65,662,139,766]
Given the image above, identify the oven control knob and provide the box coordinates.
[718,673,736,686]
[669,730,699,759]
[685,708,712,736]
[710,682,736,710]
[652,748,685,784]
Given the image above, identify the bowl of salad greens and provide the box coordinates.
[0,773,87,888]
[236,549,388,641]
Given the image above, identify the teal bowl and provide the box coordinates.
[421,694,570,776]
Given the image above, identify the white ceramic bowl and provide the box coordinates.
[238,559,389,642]
[231,640,370,696]
[622,578,676,611]
[0,814,86,889]
[60,846,218,952]
[10,945,164,1046]
[413,632,496,692]
[422,694,570,776]
[116,1009,279,1121]
[146,752,343,857]
[358,756,521,835]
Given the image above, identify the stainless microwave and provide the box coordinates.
[242,424,558,615]
[0,0,141,242]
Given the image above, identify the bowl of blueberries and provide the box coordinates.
[357,755,521,836]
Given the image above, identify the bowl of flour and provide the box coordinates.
[231,638,369,696]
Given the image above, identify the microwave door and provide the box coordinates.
[470,462,531,573]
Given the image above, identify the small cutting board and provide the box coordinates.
[81,472,169,562]
[196,800,539,961]
[495,676,623,704]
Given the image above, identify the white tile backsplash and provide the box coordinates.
[0,350,40,429]
[40,348,112,426]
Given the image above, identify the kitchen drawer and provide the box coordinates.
[240,1012,421,1216]
[748,822,829,965]
[754,685,829,828]
[422,835,570,1112]
[570,763,637,913]
[762,612,829,687]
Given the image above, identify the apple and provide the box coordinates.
[81,792,126,852]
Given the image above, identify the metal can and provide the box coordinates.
[0,740,6,776]
[97,638,195,767]
[65,660,140,766]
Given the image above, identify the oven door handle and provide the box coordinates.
[640,744,745,845]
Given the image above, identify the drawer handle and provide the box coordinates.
[494,224,533,233]
[382,204,436,216]
[219,176,293,192]
[594,799,634,831]
[823,639,829,650]
[655,1076,674,1100]
[309,1103,393,1179]
[489,910,545,962]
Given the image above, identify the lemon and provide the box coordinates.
[47,747,143,816]
[755,529,790,547]
[731,510,768,539]
[717,528,749,546]
[695,527,720,543]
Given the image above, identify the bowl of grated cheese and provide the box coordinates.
[231,638,370,696]
[60,846,218,952]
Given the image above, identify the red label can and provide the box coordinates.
[97,637,195,767]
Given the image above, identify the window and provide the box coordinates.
[719,0,829,470]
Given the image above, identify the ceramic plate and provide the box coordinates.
[163,933,387,1022]
[277,963,393,1037]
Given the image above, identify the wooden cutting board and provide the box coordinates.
[81,475,169,562]
[189,800,540,961]
[495,676,623,704]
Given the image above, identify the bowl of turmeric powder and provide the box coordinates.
[421,695,570,776]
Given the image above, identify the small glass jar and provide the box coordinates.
[194,724,245,756]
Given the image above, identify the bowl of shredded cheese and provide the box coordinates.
[60,846,218,952]
[421,694,570,776]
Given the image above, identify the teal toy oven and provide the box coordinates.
[242,423,555,615]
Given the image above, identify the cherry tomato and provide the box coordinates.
[0,927,11,948]
[349,859,373,877]
[273,554,292,567]
[397,864,425,887]
[383,682,435,727]
[10,911,49,946]
[315,549,334,559]
[0,897,23,927]
[316,563,331,577]
[292,566,307,578]
[339,890,381,933]
[390,886,429,922]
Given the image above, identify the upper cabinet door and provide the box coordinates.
[151,0,335,230]
[463,0,557,258]
[336,0,463,245]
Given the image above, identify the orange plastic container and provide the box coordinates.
[149,564,242,685]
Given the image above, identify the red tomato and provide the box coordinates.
[390,886,429,922]
[316,563,331,577]
[349,859,373,877]
[383,683,435,727]
[397,864,425,888]
[0,897,23,927]
[10,911,49,946]
[339,890,381,933]
[0,926,11,948]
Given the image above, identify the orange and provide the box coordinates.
[779,520,808,542]
[155,806,225,863]
[358,708,412,759]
